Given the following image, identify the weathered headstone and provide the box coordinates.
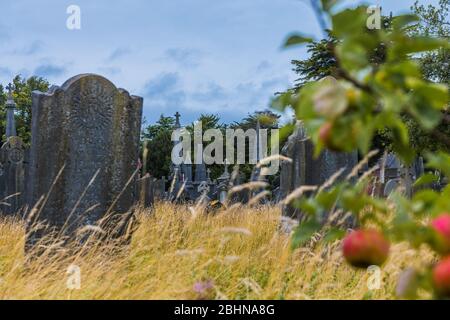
[0,84,26,216]
[153,177,166,200]
[138,174,155,208]
[26,74,143,246]
[384,178,400,197]
[280,122,307,218]
[378,153,424,198]
[280,121,358,220]
[0,136,26,215]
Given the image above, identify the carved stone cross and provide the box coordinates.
[6,83,13,94]
[174,112,181,125]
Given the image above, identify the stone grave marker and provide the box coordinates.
[0,84,26,216]
[26,74,143,246]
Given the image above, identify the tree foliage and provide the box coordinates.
[142,115,176,178]
[283,2,449,155]
[390,0,450,154]
[290,35,337,91]
[412,0,450,85]
[275,0,450,299]
[0,75,49,144]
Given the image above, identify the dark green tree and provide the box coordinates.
[283,2,449,156]
[411,0,450,85]
[142,114,176,178]
[0,75,49,144]
[232,109,280,130]
[290,35,337,91]
[380,0,450,154]
[187,114,224,132]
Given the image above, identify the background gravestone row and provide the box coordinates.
[0,73,426,246]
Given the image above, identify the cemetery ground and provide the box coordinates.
[0,202,436,300]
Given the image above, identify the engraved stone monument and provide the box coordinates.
[26,74,143,246]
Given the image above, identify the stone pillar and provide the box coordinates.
[0,84,25,216]
[5,83,17,138]
[169,112,183,200]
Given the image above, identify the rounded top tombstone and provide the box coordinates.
[61,73,118,91]
[26,74,143,247]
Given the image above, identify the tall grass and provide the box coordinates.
[0,202,435,299]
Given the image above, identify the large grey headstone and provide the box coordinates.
[26,74,143,246]
[280,121,358,220]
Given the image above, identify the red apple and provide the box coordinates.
[433,256,450,298]
[342,229,390,268]
[430,213,450,255]
[319,122,332,143]
[318,122,340,151]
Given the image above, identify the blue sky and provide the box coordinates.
[0,0,440,126]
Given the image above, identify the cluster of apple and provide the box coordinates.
[429,214,450,298]
[341,213,450,298]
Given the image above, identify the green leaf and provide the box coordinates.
[295,82,321,119]
[283,33,314,48]
[316,186,341,210]
[341,189,368,214]
[392,14,420,30]
[366,197,389,214]
[271,91,293,111]
[409,102,442,130]
[354,117,374,155]
[291,219,321,250]
[323,228,346,243]
[411,189,440,216]
[297,197,321,216]
[321,0,341,12]
[336,41,369,71]
[277,124,295,143]
[389,36,450,59]
[432,187,450,214]
[426,152,450,177]
[388,119,415,164]
[331,7,367,38]
[413,173,438,188]
[414,83,449,110]
[391,192,413,226]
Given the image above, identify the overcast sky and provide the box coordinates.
[0,0,439,125]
